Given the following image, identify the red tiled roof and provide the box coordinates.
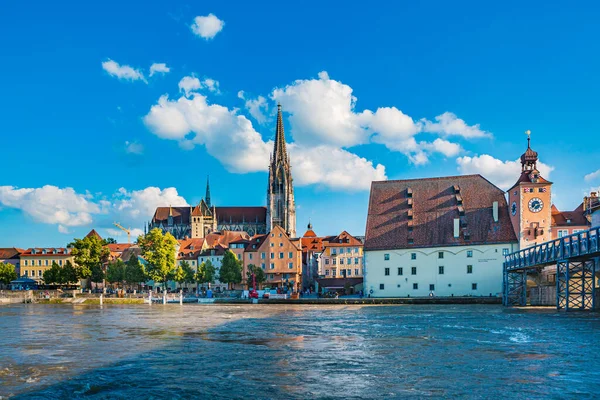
[365,174,517,251]
[152,206,191,224]
[508,171,551,191]
[551,203,590,227]
[106,243,132,252]
[215,207,267,223]
[323,231,363,246]
[0,248,23,260]
[85,229,103,240]
[20,248,71,256]
[302,229,317,238]
[244,234,269,252]
[178,238,206,251]
[204,231,250,248]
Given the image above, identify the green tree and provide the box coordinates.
[70,235,110,284]
[138,228,178,292]
[43,262,62,285]
[106,259,126,288]
[60,261,78,286]
[195,259,216,289]
[103,237,117,245]
[124,255,146,291]
[89,264,105,287]
[0,262,17,285]
[246,264,266,289]
[219,250,242,290]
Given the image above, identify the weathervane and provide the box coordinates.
[525,129,531,147]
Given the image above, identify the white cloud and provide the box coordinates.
[178,75,220,97]
[191,14,224,39]
[270,71,477,164]
[179,76,202,97]
[456,154,554,190]
[0,185,100,228]
[0,185,190,236]
[124,141,144,155]
[289,145,386,191]
[584,169,600,182]
[421,112,491,138]
[102,59,146,82]
[149,63,170,77]
[238,91,269,124]
[143,94,271,173]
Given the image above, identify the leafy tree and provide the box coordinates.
[179,261,196,287]
[43,262,62,285]
[106,260,125,288]
[195,259,216,289]
[90,264,105,287]
[246,264,266,289]
[0,262,17,285]
[124,255,146,291]
[219,250,242,290]
[60,261,78,286]
[70,235,110,283]
[170,265,185,289]
[138,228,178,292]
[103,237,117,245]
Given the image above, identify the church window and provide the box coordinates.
[261,253,265,259]
[279,252,284,259]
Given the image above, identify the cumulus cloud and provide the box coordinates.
[289,145,386,191]
[0,186,100,231]
[0,185,189,235]
[143,94,271,173]
[456,155,554,190]
[149,63,170,77]
[124,141,144,155]
[271,71,482,164]
[584,169,600,182]
[238,91,269,124]
[421,112,490,138]
[102,59,146,82]
[191,14,224,39]
[178,76,220,97]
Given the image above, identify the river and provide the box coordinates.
[1,304,599,399]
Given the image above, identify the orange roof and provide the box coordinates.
[85,229,103,240]
[551,203,589,227]
[106,243,133,252]
[21,248,71,257]
[204,231,250,248]
[178,238,205,251]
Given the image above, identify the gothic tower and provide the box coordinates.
[266,104,296,237]
[508,131,552,249]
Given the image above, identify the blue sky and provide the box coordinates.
[1,1,599,247]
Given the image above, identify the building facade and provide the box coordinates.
[0,248,23,276]
[19,248,75,284]
[364,174,518,297]
[266,104,297,238]
[318,231,364,279]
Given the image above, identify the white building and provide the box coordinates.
[364,175,518,297]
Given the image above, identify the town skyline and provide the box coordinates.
[2,1,600,247]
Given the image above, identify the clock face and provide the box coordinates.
[511,202,517,216]
[528,197,544,213]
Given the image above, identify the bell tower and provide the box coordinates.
[508,130,552,249]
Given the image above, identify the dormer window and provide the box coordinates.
[42,249,47,254]
[407,187,413,198]
[567,219,571,224]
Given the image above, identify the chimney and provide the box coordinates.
[453,218,460,238]
[493,201,499,222]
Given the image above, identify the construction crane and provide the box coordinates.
[113,222,131,244]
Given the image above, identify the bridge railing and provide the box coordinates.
[504,226,599,271]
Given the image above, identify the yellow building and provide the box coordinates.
[19,248,75,283]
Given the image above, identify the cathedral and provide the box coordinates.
[148,104,297,239]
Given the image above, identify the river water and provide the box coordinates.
[0,304,599,399]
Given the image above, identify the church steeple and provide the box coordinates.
[205,175,211,208]
[266,103,296,238]
[273,103,288,164]
[520,130,538,172]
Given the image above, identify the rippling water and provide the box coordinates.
[1,304,599,399]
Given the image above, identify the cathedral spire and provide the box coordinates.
[205,175,211,208]
[273,103,287,163]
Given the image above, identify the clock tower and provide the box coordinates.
[508,131,552,249]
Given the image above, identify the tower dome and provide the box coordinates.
[520,130,538,171]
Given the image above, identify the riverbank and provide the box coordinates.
[2,295,502,305]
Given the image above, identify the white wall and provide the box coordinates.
[364,243,518,298]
